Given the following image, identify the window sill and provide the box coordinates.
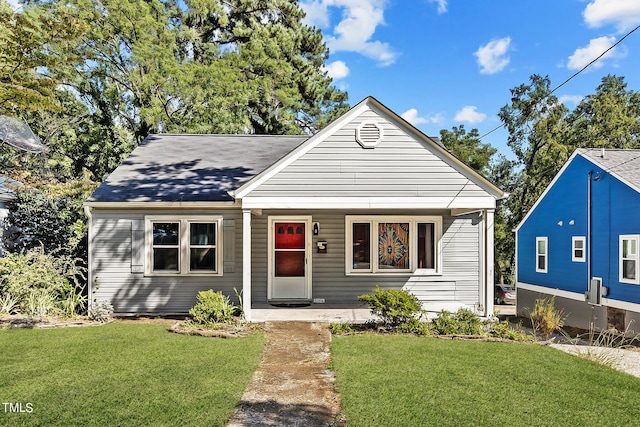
[345,271,441,277]
[145,272,223,277]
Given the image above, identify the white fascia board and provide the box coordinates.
[85,201,240,209]
[514,149,583,233]
[602,297,640,312]
[240,196,496,210]
[232,99,373,199]
[517,282,585,301]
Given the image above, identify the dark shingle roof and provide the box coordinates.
[88,134,308,202]
[0,176,22,202]
[579,148,640,192]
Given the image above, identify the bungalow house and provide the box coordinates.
[85,97,506,321]
[516,148,640,332]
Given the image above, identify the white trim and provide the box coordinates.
[484,209,495,317]
[519,281,640,314]
[345,215,442,276]
[517,282,584,301]
[242,209,252,321]
[144,215,223,276]
[572,236,586,262]
[233,97,505,201]
[619,234,640,284]
[536,236,548,273]
[241,196,496,210]
[85,201,240,209]
[267,216,313,300]
[355,121,383,148]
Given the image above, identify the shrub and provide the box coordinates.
[530,296,566,336]
[358,286,425,332]
[189,290,238,325]
[330,322,354,334]
[88,299,114,323]
[488,320,534,342]
[430,308,483,336]
[0,246,86,317]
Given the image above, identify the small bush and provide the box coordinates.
[530,297,565,336]
[330,322,354,334]
[430,308,483,335]
[358,286,425,331]
[189,290,238,325]
[88,299,114,323]
[488,320,534,342]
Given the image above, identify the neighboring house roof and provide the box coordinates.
[578,148,640,193]
[0,176,23,203]
[88,134,308,203]
[516,148,640,231]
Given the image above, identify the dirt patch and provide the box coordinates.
[227,321,345,427]
[0,315,106,329]
[169,321,261,338]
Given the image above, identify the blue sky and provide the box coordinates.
[300,0,640,158]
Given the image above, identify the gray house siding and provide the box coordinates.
[246,109,490,201]
[90,209,243,314]
[250,209,482,310]
[91,207,483,314]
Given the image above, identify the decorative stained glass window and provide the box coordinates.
[378,223,410,270]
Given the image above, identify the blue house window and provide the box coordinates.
[536,237,547,273]
[572,236,586,262]
[620,235,640,284]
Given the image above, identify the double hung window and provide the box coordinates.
[146,216,222,275]
[620,235,640,284]
[536,237,548,273]
[572,236,586,262]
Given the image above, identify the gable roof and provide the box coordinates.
[516,148,640,231]
[88,134,307,203]
[232,96,505,200]
[578,148,640,193]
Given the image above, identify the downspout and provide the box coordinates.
[587,171,592,293]
[83,205,93,312]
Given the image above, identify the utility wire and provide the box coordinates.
[479,24,640,141]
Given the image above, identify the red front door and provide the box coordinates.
[270,219,309,299]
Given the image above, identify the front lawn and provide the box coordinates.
[332,335,640,427]
[0,322,264,426]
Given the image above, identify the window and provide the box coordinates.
[536,237,547,273]
[346,216,441,274]
[620,235,640,284]
[146,216,222,275]
[572,236,586,262]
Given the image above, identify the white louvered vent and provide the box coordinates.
[356,122,383,148]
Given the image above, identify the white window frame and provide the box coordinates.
[620,235,640,284]
[145,216,223,276]
[345,216,442,276]
[572,236,586,262]
[536,237,548,273]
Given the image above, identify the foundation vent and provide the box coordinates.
[356,122,383,148]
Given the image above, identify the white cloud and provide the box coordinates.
[567,36,619,70]
[454,106,487,124]
[474,37,511,75]
[300,0,397,66]
[401,108,443,126]
[584,0,640,32]
[322,60,350,79]
[6,0,22,11]
[428,0,447,14]
[558,95,584,106]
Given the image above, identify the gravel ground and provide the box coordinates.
[549,343,640,378]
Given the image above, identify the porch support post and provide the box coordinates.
[485,209,495,317]
[242,209,252,321]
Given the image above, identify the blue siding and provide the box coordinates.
[517,153,640,305]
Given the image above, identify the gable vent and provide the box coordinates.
[356,122,383,148]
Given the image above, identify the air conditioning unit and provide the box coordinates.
[586,277,602,306]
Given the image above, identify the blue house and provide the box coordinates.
[516,148,640,332]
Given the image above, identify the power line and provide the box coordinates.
[478,24,640,141]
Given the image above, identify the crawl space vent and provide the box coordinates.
[356,122,383,148]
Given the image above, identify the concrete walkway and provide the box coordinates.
[227,322,345,427]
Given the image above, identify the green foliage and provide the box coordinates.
[88,299,114,322]
[488,320,534,342]
[189,289,239,325]
[430,308,483,335]
[0,246,86,317]
[358,286,425,331]
[329,322,354,334]
[440,125,497,175]
[530,296,565,336]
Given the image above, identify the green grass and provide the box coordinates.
[332,335,640,427]
[0,322,264,426]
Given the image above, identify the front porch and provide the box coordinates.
[251,303,375,323]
